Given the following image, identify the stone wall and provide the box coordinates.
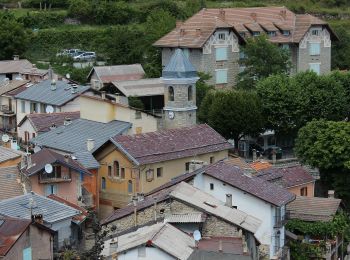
[202,215,239,237]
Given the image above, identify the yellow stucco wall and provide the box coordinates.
[288,182,315,197]
[80,96,115,123]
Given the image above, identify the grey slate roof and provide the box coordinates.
[0,146,24,163]
[162,49,197,79]
[0,192,80,224]
[15,80,90,106]
[31,119,131,169]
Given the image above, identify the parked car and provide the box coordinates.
[56,49,82,57]
[73,52,96,61]
[249,143,264,157]
[263,146,283,160]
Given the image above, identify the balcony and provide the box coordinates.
[39,175,71,184]
[0,105,14,115]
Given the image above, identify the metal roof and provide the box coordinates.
[31,119,131,169]
[0,146,24,163]
[170,182,261,234]
[102,223,195,260]
[0,192,80,224]
[162,49,197,79]
[112,78,164,97]
[15,80,90,106]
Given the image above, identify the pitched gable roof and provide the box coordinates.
[154,7,337,48]
[287,196,341,222]
[0,192,81,224]
[0,146,24,164]
[15,80,90,106]
[87,64,145,83]
[203,160,295,206]
[102,223,195,260]
[111,124,233,165]
[0,59,32,74]
[0,80,30,96]
[18,111,80,133]
[22,148,90,176]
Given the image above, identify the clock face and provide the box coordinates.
[168,111,175,119]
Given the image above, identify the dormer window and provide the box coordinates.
[311,29,320,36]
[282,30,290,36]
[252,31,260,36]
[218,33,226,40]
[268,31,276,37]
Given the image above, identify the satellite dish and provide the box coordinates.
[66,73,70,79]
[46,105,54,114]
[44,164,53,174]
[193,230,201,241]
[1,134,9,143]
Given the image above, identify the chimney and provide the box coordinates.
[272,149,277,164]
[101,91,106,100]
[180,28,185,37]
[252,149,257,162]
[176,20,183,29]
[218,240,223,252]
[280,9,287,20]
[87,139,95,152]
[63,117,72,126]
[50,123,56,130]
[196,28,201,37]
[13,55,19,61]
[50,79,56,91]
[64,154,69,163]
[251,12,257,21]
[33,214,44,224]
[219,8,225,20]
[225,194,232,207]
[133,196,138,227]
[328,190,335,198]
[48,65,53,80]
[153,197,157,221]
[71,85,78,94]
[137,193,144,202]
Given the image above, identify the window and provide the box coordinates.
[210,183,214,190]
[311,29,320,36]
[309,63,320,75]
[218,33,226,40]
[128,180,133,193]
[182,48,189,58]
[168,86,174,101]
[45,184,57,195]
[309,42,320,56]
[113,161,120,178]
[23,247,32,260]
[188,86,193,101]
[210,156,215,164]
[21,101,25,113]
[157,167,163,178]
[32,133,35,138]
[135,111,142,119]
[215,47,227,61]
[30,102,37,113]
[282,30,290,36]
[253,31,260,36]
[54,165,61,178]
[268,31,276,37]
[215,69,228,84]
[281,44,290,50]
[185,162,190,172]
[138,246,146,257]
[24,131,29,144]
[146,169,154,182]
[300,187,308,196]
[40,103,46,113]
[120,168,125,179]
[101,177,106,190]
[108,165,112,177]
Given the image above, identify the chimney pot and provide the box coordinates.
[272,149,277,164]
[101,91,106,100]
[280,10,287,19]
[251,12,257,21]
[252,149,257,162]
[225,194,232,207]
[50,79,56,91]
[219,8,225,20]
[180,28,185,37]
[13,55,19,61]
[63,117,72,126]
[176,20,183,29]
[87,138,95,152]
[196,28,201,37]
[328,190,335,198]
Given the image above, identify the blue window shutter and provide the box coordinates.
[23,247,32,260]
[215,47,227,61]
[309,43,320,55]
[216,70,228,84]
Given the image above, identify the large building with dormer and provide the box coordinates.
[154,7,337,87]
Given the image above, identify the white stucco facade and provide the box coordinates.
[109,246,175,260]
[193,173,285,259]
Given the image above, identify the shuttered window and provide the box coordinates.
[215,47,228,61]
[23,247,32,260]
[309,63,320,75]
[309,43,320,55]
[215,69,228,84]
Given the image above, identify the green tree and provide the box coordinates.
[128,96,144,110]
[200,90,265,149]
[195,72,214,111]
[0,12,31,60]
[257,72,348,136]
[238,35,291,89]
[68,0,92,22]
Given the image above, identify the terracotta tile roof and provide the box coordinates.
[18,111,80,133]
[249,161,272,171]
[0,59,32,74]
[0,217,31,256]
[22,148,91,177]
[0,80,30,96]
[204,160,295,206]
[256,165,314,188]
[226,156,253,172]
[47,194,88,223]
[154,7,336,48]
[287,196,341,222]
[111,124,233,165]
[0,166,24,201]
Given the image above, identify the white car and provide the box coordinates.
[73,52,96,61]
